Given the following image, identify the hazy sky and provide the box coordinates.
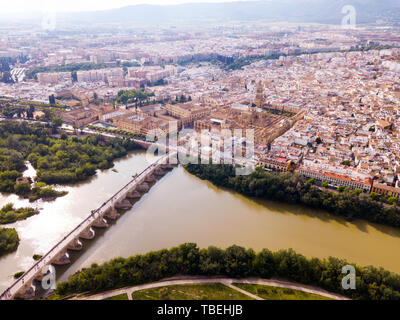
[3,0,249,13]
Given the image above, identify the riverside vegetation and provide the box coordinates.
[0,121,141,196]
[55,243,400,300]
[0,202,39,256]
[0,227,19,257]
[184,164,400,229]
[0,203,39,224]
[0,121,141,255]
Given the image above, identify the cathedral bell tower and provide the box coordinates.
[254,81,265,108]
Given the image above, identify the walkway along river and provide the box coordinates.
[2,150,400,294]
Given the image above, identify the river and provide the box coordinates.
[1,151,400,293]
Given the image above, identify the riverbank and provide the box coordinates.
[0,150,159,293]
[55,243,400,300]
[0,121,142,197]
[184,163,400,230]
[53,165,400,284]
[5,160,400,297]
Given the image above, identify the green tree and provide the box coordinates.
[14,182,31,196]
[0,227,19,257]
[369,192,380,202]
[51,117,63,133]
[388,197,398,206]
[224,245,255,278]
[341,160,351,166]
[253,248,275,278]
[307,178,315,185]
[54,242,400,300]
[27,105,35,119]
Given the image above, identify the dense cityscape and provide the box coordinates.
[0,0,400,307]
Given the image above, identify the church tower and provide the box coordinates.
[254,81,265,108]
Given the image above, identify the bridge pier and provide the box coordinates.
[104,207,120,220]
[154,168,165,176]
[34,272,44,282]
[114,199,132,210]
[34,273,44,282]
[137,182,150,193]
[92,216,108,228]
[0,154,174,300]
[145,174,156,183]
[52,250,70,266]
[15,281,36,300]
[161,164,175,170]
[34,266,52,282]
[126,190,141,199]
[79,227,95,240]
[68,238,83,251]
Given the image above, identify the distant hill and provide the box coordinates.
[57,0,400,26]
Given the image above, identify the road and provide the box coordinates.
[73,276,350,301]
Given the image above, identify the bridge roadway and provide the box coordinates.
[0,152,176,300]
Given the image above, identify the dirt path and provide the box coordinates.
[74,276,349,301]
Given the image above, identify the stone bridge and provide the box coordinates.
[0,152,176,300]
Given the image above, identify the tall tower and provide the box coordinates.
[254,81,265,108]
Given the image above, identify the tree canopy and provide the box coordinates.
[117,89,155,107]
[56,243,400,300]
[0,203,38,225]
[0,121,141,196]
[0,227,19,257]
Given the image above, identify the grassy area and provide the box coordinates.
[46,294,63,300]
[233,283,332,300]
[103,293,129,301]
[131,284,254,300]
